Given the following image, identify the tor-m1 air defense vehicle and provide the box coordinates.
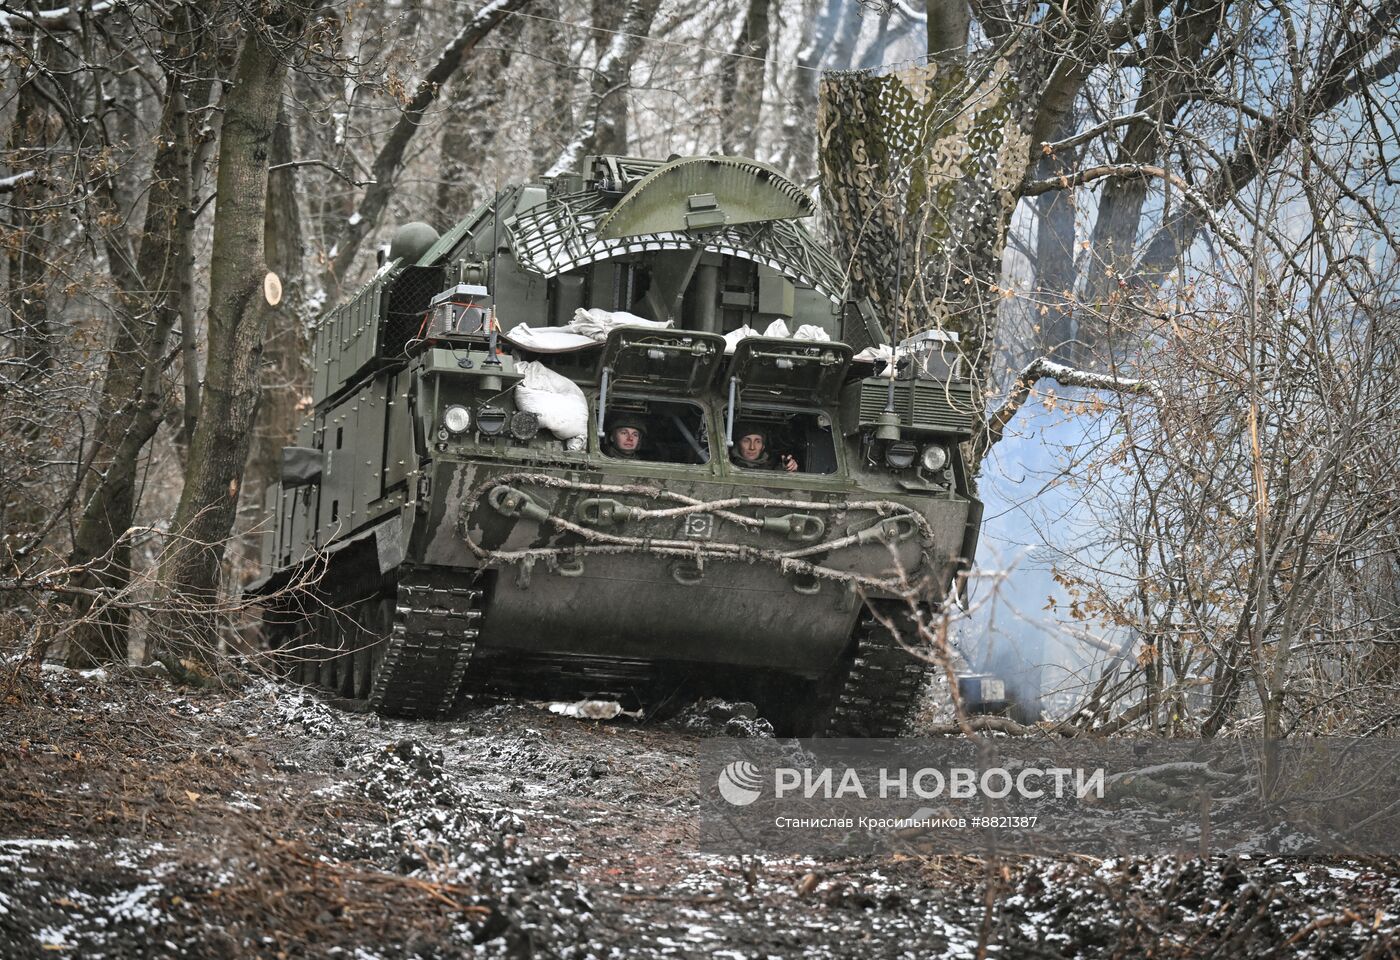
[249,154,983,735]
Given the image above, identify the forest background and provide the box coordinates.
[1,0,1396,740]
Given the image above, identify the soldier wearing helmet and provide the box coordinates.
[604,413,647,459]
[731,421,798,472]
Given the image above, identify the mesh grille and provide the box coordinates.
[506,191,848,303]
[383,265,446,357]
[842,301,880,355]
[857,379,976,437]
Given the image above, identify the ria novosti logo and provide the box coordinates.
[717,760,764,806]
[717,760,1109,807]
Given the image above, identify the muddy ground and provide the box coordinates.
[1,663,1397,959]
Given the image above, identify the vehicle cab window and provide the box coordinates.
[600,400,710,465]
[726,409,838,474]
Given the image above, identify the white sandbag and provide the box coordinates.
[568,307,672,340]
[793,324,831,341]
[514,360,589,440]
[762,318,791,338]
[722,324,757,353]
[504,324,600,353]
[853,343,894,363]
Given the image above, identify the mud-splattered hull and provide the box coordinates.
[413,460,975,679]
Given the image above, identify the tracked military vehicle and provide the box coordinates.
[249,154,983,735]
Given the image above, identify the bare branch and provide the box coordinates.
[1135,0,1400,281]
[324,0,532,289]
[267,158,374,188]
[976,356,1164,454]
[0,170,36,192]
[545,0,662,178]
[923,715,1039,737]
[0,0,120,35]
[1018,162,1188,198]
[1038,111,1156,156]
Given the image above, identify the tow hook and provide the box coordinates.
[577,497,639,526]
[548,554,585,577]
[854,514,918,545]
[761,513,826,542]
[488,485,551,524]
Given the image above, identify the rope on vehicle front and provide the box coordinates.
[455,471,942,599]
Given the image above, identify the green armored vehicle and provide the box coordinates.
[250,155,983,735]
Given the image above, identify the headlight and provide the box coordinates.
[884,441,918,470]
[443,404,471,434]
[477,405,507,435]
[921,444,948,472]
[510,410,540,440]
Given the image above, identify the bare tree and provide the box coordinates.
[547,0,664,176]
[156,5,311,657]
[719,0,771,156]
[818,0,1400,436]
[64,11,216,666]
[322,0,532,296]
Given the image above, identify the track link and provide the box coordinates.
[367,568,485,719]
[820,604,929,737]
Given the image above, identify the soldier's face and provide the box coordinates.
[613,427,641,451]
[738,433,765,461]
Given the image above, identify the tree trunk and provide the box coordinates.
[66,78,192,666]
[857,9,896,71]
[719,0,771,157]
[777,0,836,184]
[588,0,636,156]
[546,0,662,177]
[172,16,232,464]
[1031,112,1082,365]
[436,23,519,217]
[245,102,308,507]
[4,81,56,398]
[1080,0,1227,324]
[926,0,970,63]
[0,76,59,568]
[155,17,294,659]
[826,0,862,72]
[529,0,576,171]
[323,0,530,294]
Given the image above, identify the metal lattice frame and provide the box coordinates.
[505,191,849,304]
[592,155,666,187]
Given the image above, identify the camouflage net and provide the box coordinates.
[817,59,1032,383]
[454,471,948,598]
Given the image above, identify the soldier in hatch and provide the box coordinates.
[731,422,798,472]
[603,414,647,459]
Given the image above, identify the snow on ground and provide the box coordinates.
[1,662,1397,958]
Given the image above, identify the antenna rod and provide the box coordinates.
[486,180,502,365]
[489,179,501,293]
[886,210,904,414]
